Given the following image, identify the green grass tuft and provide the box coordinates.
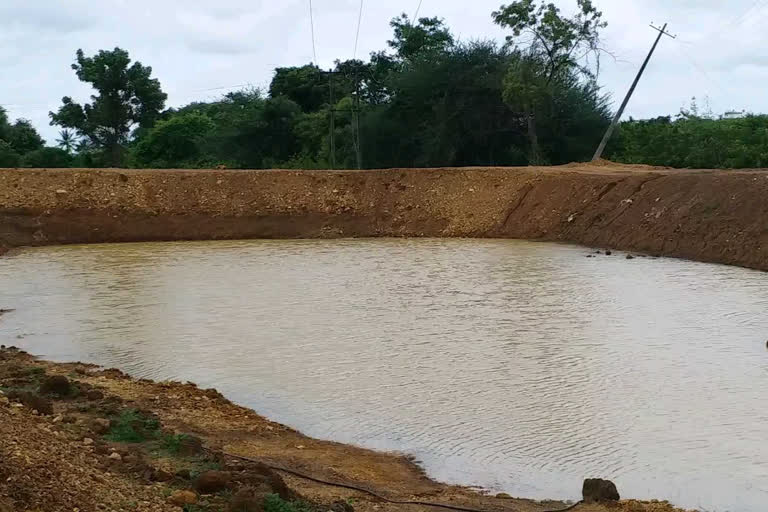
[159,433,189,455]
[263,494,312,512]
[104,409,161,443]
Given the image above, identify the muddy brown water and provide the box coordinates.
[2,239,768,512]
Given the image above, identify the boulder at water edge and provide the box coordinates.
[582,478,620,503]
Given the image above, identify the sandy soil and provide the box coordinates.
[1,162,767,271]
[0,347,694,512]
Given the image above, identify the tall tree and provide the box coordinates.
[388,14,455,62]
[269,65,328,113]
[5,119,45,155]
[56,129,77,154]
[133,113,215,168]
[493,0,607,162]
[0,140,20,167]
[50,48,167,166]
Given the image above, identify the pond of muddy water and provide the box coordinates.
[2,239,768,511]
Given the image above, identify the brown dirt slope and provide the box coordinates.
[1,163,767,270]
[0,348,693,512]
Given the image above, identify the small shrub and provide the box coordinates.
[264,494,312,512]
[159,433,189,454]
[188,459,222,480]
[25,366,46,378]
[105,409,160,443]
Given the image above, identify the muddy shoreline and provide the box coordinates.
[2,164,768,271]
[0,347,692,512]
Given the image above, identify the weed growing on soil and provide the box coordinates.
[23,366,45,378]
[182,505,215,512]
[188,458,222,480]
[105,409,160,443]
[264,494,312,512]
[159,433,189,455]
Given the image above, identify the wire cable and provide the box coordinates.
[353,0,364,59]
[309,0,318,64]
[214,448,583,512]
[413,0,424,22]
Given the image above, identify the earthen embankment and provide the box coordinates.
[2,164,767,270]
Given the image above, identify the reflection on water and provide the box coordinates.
[2,239,768,511]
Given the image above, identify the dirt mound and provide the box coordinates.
[2,165,767,272]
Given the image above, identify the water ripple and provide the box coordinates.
[2,239,768,512]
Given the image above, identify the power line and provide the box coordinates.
[683,0,768,45]
[353,0,364,59]
[672,41,728,97]
[726,0,768,29]
[413,0,424,22]
[309,0,318,64]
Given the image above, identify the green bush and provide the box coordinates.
[21,147,73,168]
[263,494,312,512]
[608,115,768,168]
[159,433,189,454]
[105,409,160,443]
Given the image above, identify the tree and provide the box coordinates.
[269,65,328,113]
[21,147,73,168]
[388,14,454,61]
[0,107,9,142]
[50,48,167,167]
[492,0,607,82]
[5,119,45,155]
[0,140,20,167]
[132,113,215,168]
[56,129,77,154]
[493,0,608,162]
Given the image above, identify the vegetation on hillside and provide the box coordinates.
[1,1,763,170]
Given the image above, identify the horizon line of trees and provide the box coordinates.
[1,0,765,171]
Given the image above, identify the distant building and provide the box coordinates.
[721,110,746,120]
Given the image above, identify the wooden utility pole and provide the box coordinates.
[328,70,336,169]
[592,23,675,161]
[354,73,362,170]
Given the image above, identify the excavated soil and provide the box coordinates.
[0,348,693,512]
[1,163,767,270]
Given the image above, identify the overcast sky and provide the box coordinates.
[1,0,766,143]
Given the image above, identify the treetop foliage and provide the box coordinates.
[1,2,762,171]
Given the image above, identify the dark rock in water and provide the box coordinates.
[605,250,613,256]
[39,375,72,397]
[331,500,355,512]
[626,254,635,260]
[582,478,620,503]
[194,470,231,494]
[586,255,595,258]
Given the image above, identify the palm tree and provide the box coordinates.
[56,129,76,154]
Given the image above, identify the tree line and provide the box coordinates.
[1,0,764,170]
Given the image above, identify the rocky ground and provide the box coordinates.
[0,347,696,512]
